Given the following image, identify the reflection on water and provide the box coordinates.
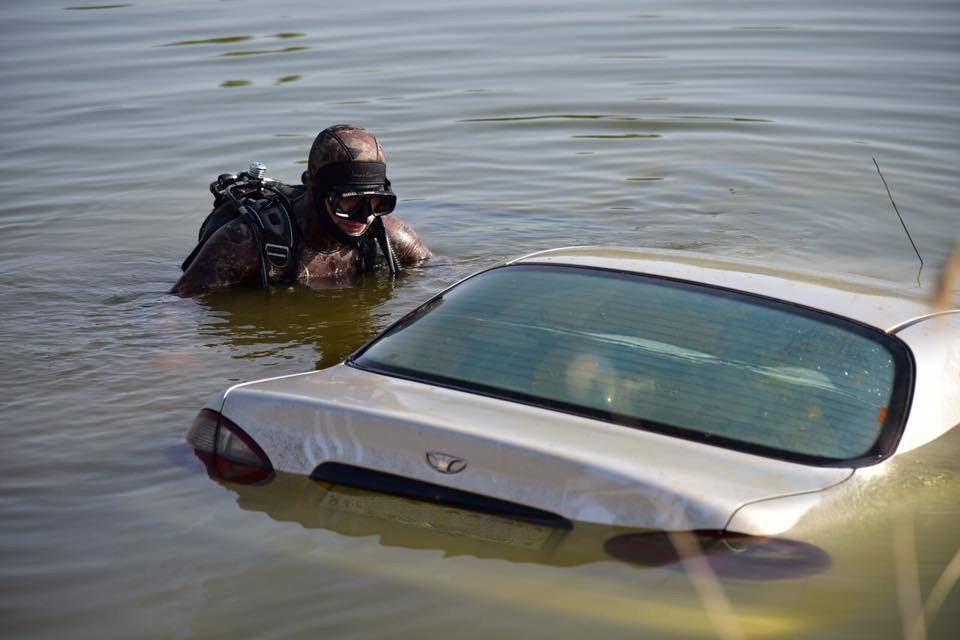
[573,133,661,139]
[195,274,395,368]
[163,33,305,47]
[220,470,838,580]
[462,114,611,122]
[220,46,310,58]
[64,3,132,9]
[163,35,255,46]
[604,530,832,581]
[591,54,666,60]
[464,113,773,128]
[193,425,960,637]
[222,75,305,88]
[227,473,607,567]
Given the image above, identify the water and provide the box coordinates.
[1,0,958,637]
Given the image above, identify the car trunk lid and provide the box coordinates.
[220,365,853,530]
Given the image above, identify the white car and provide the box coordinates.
[187,247,959,543]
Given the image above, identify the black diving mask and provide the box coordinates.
[326,187,397,222]
[312,160,397,223]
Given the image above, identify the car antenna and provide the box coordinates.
[873,157,923,287]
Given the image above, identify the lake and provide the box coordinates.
[1,0,958,638]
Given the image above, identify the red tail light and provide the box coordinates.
[186,409,274,484]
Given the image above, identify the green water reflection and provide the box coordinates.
[165,35,254,46]
[194,275,394,369]
[220,46,310,58]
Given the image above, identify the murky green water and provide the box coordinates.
[1,1,958,638]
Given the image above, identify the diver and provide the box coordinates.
[171,124,431,297]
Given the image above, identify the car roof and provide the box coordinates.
[509,246,935,332]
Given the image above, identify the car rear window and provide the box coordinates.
[352,264,911,465]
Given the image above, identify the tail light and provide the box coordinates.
[186,409,274,484]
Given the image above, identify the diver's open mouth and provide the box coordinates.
[337,220,368,235]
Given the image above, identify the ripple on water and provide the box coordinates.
[162,35,254,47]
[219,46,310,58]
[572,133,661,139]
[64,4,133,10]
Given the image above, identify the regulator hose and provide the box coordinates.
[373,217,401,276]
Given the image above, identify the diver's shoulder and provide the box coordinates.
[170,217,259,296]
[274,181,308,202]
[383,213,416,234]
[217,216,256,246]
[383,214,431,264]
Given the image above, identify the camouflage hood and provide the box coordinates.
[307,124,389,190]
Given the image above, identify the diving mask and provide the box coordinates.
[326,188,397,222]
[312,160,397,223]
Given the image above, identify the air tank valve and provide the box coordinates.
[248,161,267,181]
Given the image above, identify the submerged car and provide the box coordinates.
[187,247,959,540]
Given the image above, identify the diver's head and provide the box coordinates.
[304,124,396,244]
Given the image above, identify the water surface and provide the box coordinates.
[1,1,958,638]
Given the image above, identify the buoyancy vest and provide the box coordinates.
[180,181,306,287]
